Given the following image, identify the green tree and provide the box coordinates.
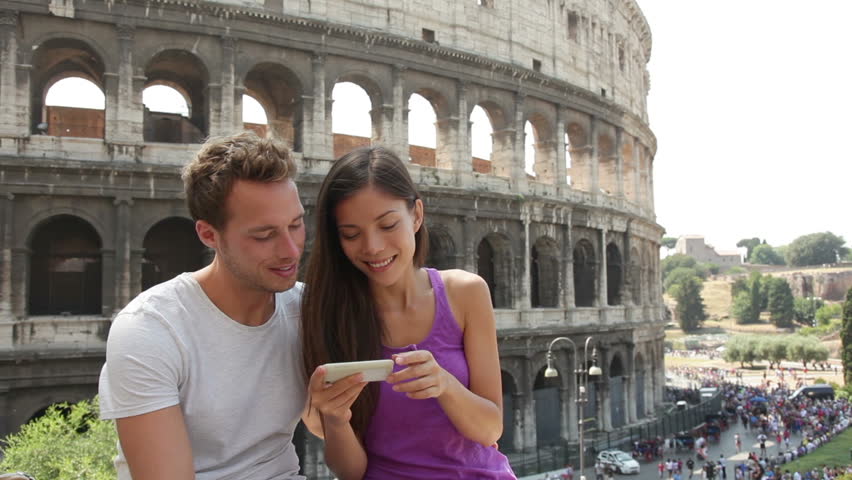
[661,236,678,252]
[737,237,762,260]
[732,291,758,324]
[842,287,852,386]
[670,276,707,332]
[0,397,117,480]
[762,337,788,369]
[766,277,794,328]
[785,232,850,266]
[749,244,785,265]
[664,267,702,293]
[661,254,697,280]
[814,303,842,326]
[793,297,824,326]
[750,272,764,319]
[723,337,744,366]
[731,277,749,298]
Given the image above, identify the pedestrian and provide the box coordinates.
[659,461,665,479]
[735,433,742,453]
[687,458,695,480]
[718,455,727,480]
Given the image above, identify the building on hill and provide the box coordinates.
[675,235,742,266]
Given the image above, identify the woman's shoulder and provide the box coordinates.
[436,269,488,295]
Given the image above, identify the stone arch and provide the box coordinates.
[425,223,456,270]
[142,217,206,291]
[499,369,519,452]
[28,215,103,316]
[243,62,304,150]
[29,37,106,137]
[534,365,561,447]
[531,236,559,308]
[143,49,209,142]
[606,242,623,305]
[573,239,596,307]
[476,233,512,308]
[525,111,557,184]
[23,207,110,251]
[469,98,512,176]
[406,91,439,167]
[566,121,590,191]
[634,351,646,419]
[330,73,384,155]
[609,353,626,428]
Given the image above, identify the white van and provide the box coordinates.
[699,387,718,399]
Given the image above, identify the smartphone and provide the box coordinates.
[322,359,394,383]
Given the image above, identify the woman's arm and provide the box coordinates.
[306,366,369,480]
[388,272,504,446]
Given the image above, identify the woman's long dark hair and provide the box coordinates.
[302,146,429,438]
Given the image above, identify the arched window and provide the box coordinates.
[477,234,512,308]
[573,240,596,307]
[477,239,496,307]
[332,82,372,158]
[534,366,561,446]
[607,243,623,306]
[29,215,102,315]
[242,95,269,138]
[142,218,206,291]
[531,237,559,307]
[43,77,105,138]
[470,105,493,174]
[425,225,455,271]
[408,93,437,167]
[143,49,208,143]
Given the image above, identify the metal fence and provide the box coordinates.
[507,391,724,476]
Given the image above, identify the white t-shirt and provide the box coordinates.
[99,273,307,480]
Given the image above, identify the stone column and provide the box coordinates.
[554,110,567,186]
[626,343,637,424]
[512,392,524,452]
[462,214,477,273]
[101,247,116,316]
[622,229,633,307]
[589,116,600,195]
[520,384,536,452]
[614,127,624,198]
[10,245,27,318]
[390,64,408,160]
[648,155,656,211]
[436,80,471,175]
[210,36,236,137]
[105,24,144,160]
[113,197,132,312]
[0,10,25,138]
[632,138,641,204]
[562,218,575,311]
[519,206,531,310]
[599,228,608,307]
[0,194,12,318]
[129,248,144,299]
[510,91,528,191]
[303,54,333,160]
[599,348,612,431]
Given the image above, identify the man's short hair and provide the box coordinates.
[182,131,297,229]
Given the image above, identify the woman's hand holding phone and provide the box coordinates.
[307,366,367,428]
[386,350,452,400]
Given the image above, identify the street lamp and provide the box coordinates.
[544,336,602,480]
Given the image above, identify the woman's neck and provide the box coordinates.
[369,267,429,313]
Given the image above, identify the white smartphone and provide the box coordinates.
[322,359,394,383]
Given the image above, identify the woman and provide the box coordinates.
[301,146,515,479]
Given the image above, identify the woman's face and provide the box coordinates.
[334,184,423,286]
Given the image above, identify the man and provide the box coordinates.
[99,133,316,479]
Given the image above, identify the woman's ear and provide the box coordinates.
[413,198,424,232]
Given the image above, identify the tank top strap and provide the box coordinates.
[425,268,461,340]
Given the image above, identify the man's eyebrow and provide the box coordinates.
[246,214,304,233]
[338,210,397,228]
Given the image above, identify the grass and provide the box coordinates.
[781,428,852,472]
[702,280,732,320]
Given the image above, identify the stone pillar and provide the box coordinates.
[130,248,144,300]
[614,127,624,198]
[520,385,536,452]
[0,194,12,318]
[436,80,471,175]
[510,92,527,191]
[632,138,641,205]
[622,229,633,306]
[210,36,236,137]
[519,207,531,310]
[303,54,333,160]
[512,391,524,452]
[626,343,637,424]
[462,214,477,273]
[101,247,116,316]
[490,128,516,177]
[105,24,144,160]
[648,155,656,211]
[369,105,392,149]
[589,116,600,194]
[599,228,608,307]
[555,110,568,186]
[113,197,133,312]
[533,140,558,184]
[390,64,408,160]
[562,219,575,310]
[599,348,612,431]
[10,245,27,318]
[0,10,25,138]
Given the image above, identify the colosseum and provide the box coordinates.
[0,0,664,474]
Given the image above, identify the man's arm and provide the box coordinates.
[116,405,195,480]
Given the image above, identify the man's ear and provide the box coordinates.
[195,220,219,250]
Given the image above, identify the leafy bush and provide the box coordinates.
[726,266,747,275]
[0,397,118,480]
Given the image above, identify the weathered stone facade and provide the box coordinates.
[0,0,665,471]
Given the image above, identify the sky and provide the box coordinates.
[636,0,852,252]
[47,2,852,254]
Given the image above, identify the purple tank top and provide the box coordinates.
[363,268,516,479]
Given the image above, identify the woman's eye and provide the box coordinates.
[381,222,399,231]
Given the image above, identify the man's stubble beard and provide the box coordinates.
[217,239,297,294]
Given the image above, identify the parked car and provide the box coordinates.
[789,384,834,401]
[597,450,641,474]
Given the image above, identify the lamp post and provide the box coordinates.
[545,336,602,480]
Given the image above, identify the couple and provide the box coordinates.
[98,132,517,480]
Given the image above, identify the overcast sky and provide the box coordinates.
[636,0,852,252]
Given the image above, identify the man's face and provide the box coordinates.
[214,179,305,293]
